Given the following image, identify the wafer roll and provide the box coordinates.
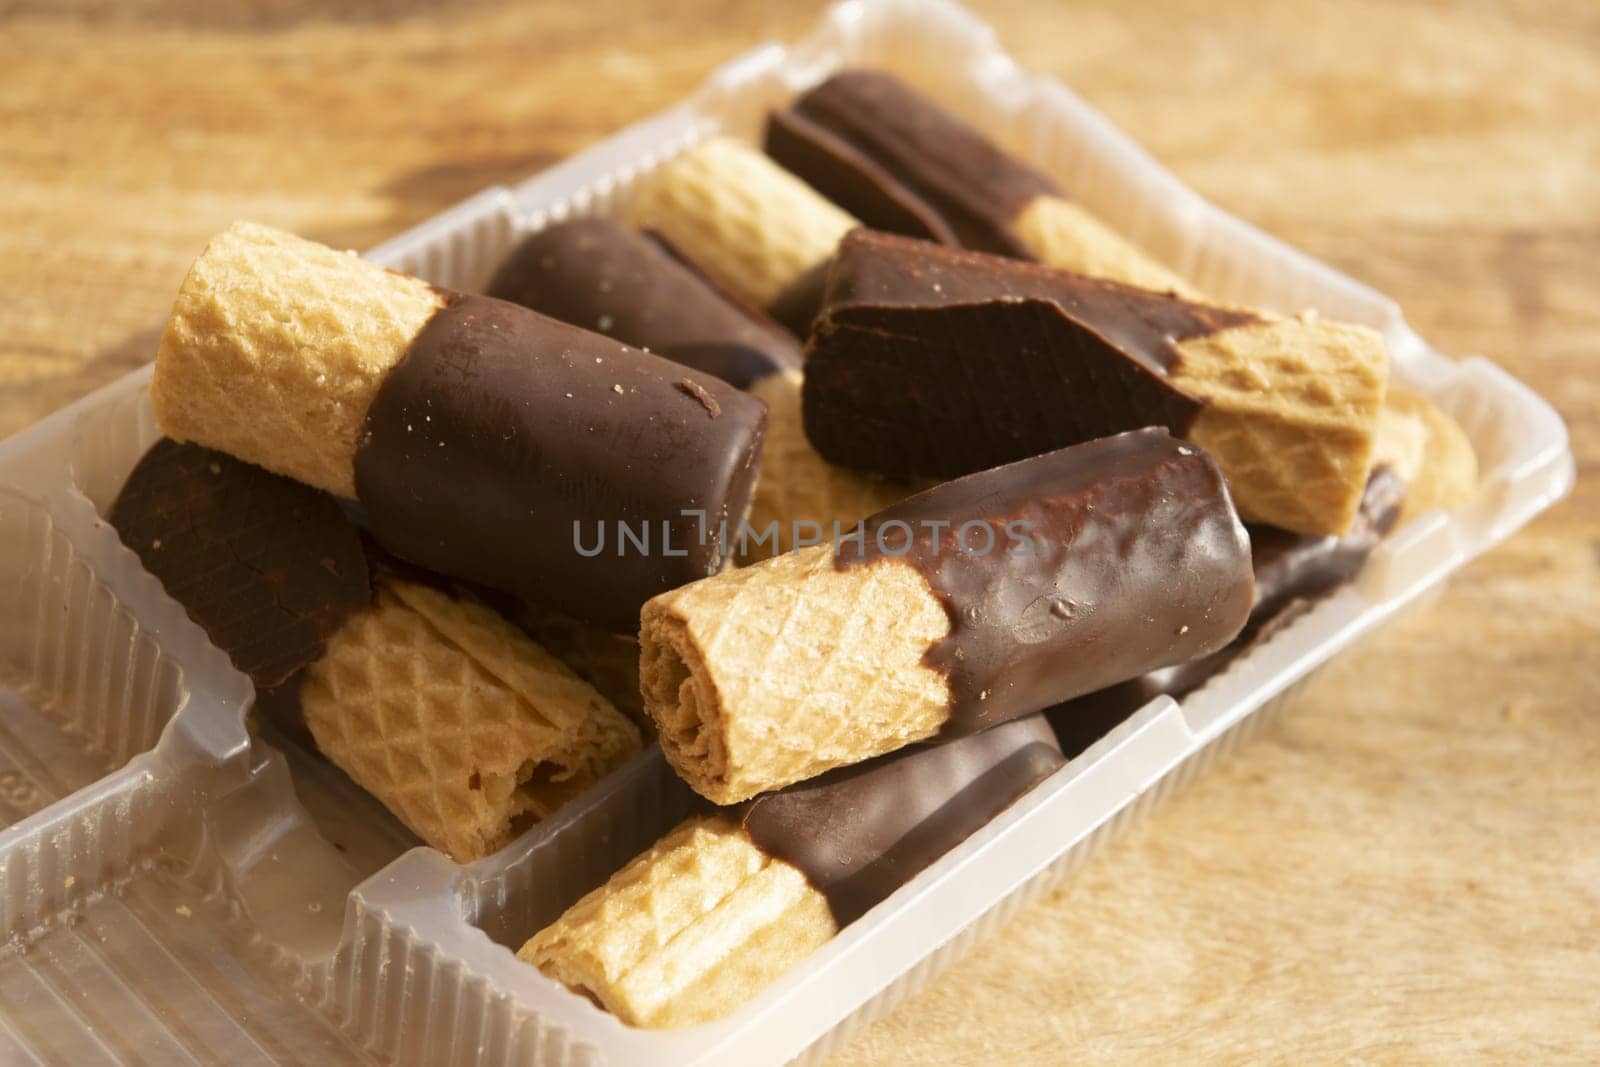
[803,229,1388,536]
[152,221,767,631]
[625,136,858,315]
[766,69,1195,296]
[641,429,1252,803]
[152,222,447,500]
[520,715,1062,1028]
[485,218,802,388]
[110,439,640,863]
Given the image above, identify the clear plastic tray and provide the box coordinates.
[0,0,1573,1063]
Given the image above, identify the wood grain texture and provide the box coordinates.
[2,0,1596,1062]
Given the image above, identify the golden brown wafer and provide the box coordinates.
[523,716,1063,1028]
[1169,313,1390,536]
[518,815,836,1029]
[625,137,857,311]
[152,222,445,498]
[643,543,951,803]
[303,579,641,863]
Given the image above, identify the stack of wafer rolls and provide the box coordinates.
[520,714,1063,1028]
[483,217,914,560]
[802,229,1390,537]
[640,428,1253,804]
[763,70,1478,528]
[110,438,640,863]
[765,69,1196,297]
[152,221,768,632]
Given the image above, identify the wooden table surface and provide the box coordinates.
[3,0,1596,1062]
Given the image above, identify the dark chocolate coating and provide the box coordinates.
[786,70,1058,256]
[1045,601,1313,757]
[484,219,802,390]
[803,229,1258,480]
[742,714,1063,924]
[108,438,371,689]
[765,110,959,246]
[837,428,1254,735]
[1047,466,1407,748]
[355,293,768,633]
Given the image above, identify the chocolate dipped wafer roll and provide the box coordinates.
[767,69,1196,296]
[520,715,1062,1028]
[110,438,641,863]
[640,428,1252,804]
[152,222,767,631]
[802,230,1389,537]
[485,218,802,389]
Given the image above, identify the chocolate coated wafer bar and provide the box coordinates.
[640,428,1252,803]
[520,715,1062,1028]
[803,230,1389,536]
[111,438,640,862]
[767,69,1195,294]
[152,222,767,631]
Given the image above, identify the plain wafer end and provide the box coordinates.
[519,814,837,1029]
[151,221,445,498]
